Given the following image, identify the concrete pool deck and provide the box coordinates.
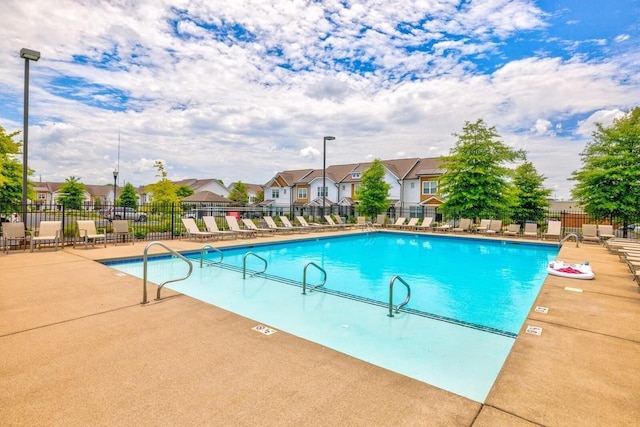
[1,230,639,426]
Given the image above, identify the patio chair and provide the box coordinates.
[415,217,433,232]
[401,217,420,230]
[522,222,539,239]
[484,220,503,235]
[333,215,353,230]
[388,217,406,229]
[598,224,615,242]
[263,216,294,234]
[279,216,309,233]
[542,221,562,241]
[452,218,472,233]
[356,216,369,230]
[323,215,342,230]
[181,218,217,242]
[581,224,600,244]
[112,220,134,245]
[372,214,387,228]
[241,218,275,236]
[225,215,258,238]
[434,221,452,232]
[475,219,491,234]
[296,216,330,232]
[74,220,107,249]
[203,216,237,240]
[502,223,521,237]
[2,222,30,254]
[31,221,63,252]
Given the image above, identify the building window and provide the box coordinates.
[271,189,279,199]
[298,188,307,199]
[422,180,438,195]
[317,187,327,197]
[351,172,361,179]
[410,182,415,189]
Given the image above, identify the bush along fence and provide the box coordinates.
[1,201,638,245]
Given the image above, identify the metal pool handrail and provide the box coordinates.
[243,252,268,278]
[200,244,223,267]
[388,275,411,317]
[561,233,579,248]
[141,242,193,304]
[302,262,327,295]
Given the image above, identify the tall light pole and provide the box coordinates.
[113,170,118,204]
[322,136,335,220]
[20,48,40,226]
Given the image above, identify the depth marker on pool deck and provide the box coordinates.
[525,325,542,336]
[534,306,549,314]
[252,325,277,335]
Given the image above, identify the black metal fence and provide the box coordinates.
[1,201,638,243]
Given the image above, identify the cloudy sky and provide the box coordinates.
[1,0,638,199]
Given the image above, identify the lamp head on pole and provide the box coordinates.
[324,136,335,142]
[113,170,118,180]
[20,48,41,61]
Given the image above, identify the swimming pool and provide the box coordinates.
[106,232,558,402]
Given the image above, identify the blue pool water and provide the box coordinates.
[106,232,558,402]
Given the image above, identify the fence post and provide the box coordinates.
[171,202,175,240]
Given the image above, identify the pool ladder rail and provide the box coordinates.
[141,242,194,304]
[560,233,579,247]
[302,262,327,294]
[388,275,411,317]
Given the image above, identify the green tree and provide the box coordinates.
[254,188,264,204]
[176,184,194,198]
[228,181,249,206]
[58,176,86,210]
[571,107,640,228]
[355,158,392,220]
[0,126,29,206]
[511,159,551,223]
[144,161,180,208]
[439,119,524,219]
[119,182,139,209]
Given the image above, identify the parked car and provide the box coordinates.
[103,207,147,222]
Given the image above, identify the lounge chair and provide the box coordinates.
[543,221,562,241]
[503,223,521,237]
[356,216,369,230]
[31,221,62,252]
[401,217,420,230]
[475,219,491,234]
[372,214,387,228]
[242,218,275,236]
[181,218,217,241]
[452,218,471,233]
[484,220,503,235]
[74,220,107,249]
[280,216,309,233]
[296,216,330,232]
[415,217,433,232]
[581,224,600,244]
[264,216,294,234]
[598,225,615,242]
[333,215,353,230]
[225,215,258,238]
[2,223,30,253]
[434,221,452,232]
[323,215,343,230]
[388,217,406,229]
[112,220,134,245]
[522,222,539,239]
[203,216,237,240]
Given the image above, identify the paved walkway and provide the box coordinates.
[1,231,639,426]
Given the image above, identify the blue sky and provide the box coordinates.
[1,0,639,199]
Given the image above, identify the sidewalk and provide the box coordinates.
[1,233,639,426]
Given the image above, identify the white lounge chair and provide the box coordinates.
[581,224,600,244]
[372,214,386,228]
[543,221,562,241]
[485,219,503,235]
[225,216,257,238]
[388,217,406,229]
[181,218,216,241]
[415,217,433,232]
[333,215,352,230]
[203,216,237,240]
[112,220,134,245]
[452,218,471,233]
[242,218,275,236]
[74,220,107,249]
[475,219,491,234]
[522,222,539,239]
[503,223,521,237]
[401,217,420,230]
[264,216,294,234]
[296,216,330,231]
[598,224,615,242]
[2,223,30,253]
[280,216,309,233]
[31,221,62,252]
[323,215,342,230]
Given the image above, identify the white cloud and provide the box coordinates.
[532,119,552,135]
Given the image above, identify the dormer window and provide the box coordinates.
[351,171,361,179]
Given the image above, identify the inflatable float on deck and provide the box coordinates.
[547,261,594,280]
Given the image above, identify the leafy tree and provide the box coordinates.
[254,188,264,204]
[0,126,32,206]
[119,182,139,209]
[511,158,551,223]
[144,161,180,207]
[571,107,640,228]
[228,181,249,206]
[438,119,524,219]
[58,176,86,210]
[355,158,391,220]
[176,184,194,198]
